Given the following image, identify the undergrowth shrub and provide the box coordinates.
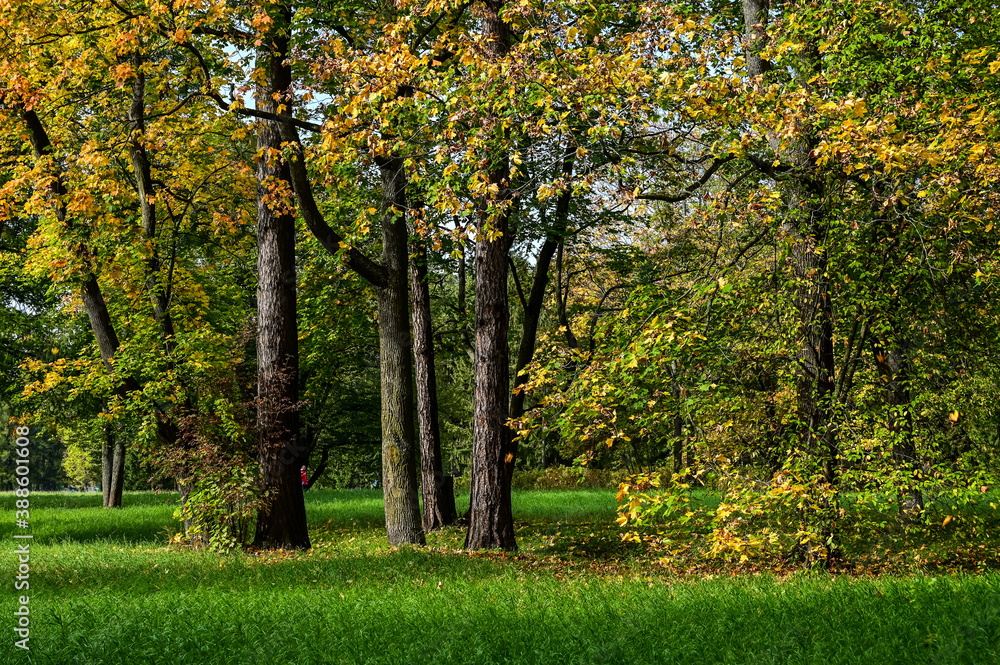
[512,466,627,490]
[174,466,261,551]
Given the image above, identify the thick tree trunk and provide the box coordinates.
[410,235,457,531]
[252,12,310,550]
[741,0,773,79]
[744,0,841,565]
[466,226,516,549]
[787,182,837,484]
[375,158,426,545]
[465,0,517,551]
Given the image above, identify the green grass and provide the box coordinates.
[2,489,999,664]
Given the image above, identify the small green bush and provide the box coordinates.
[512,466,627,490]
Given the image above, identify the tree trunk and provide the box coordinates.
[788,182,837,484]
[102,427,112,507]
[410,234,457,531]
[177,479,198,539]
[466,222,516,549]
[375,157,426,546]
[276,95,426,549]
[109,433,125,508]
[743,0,836,482]
[101,425,125,508]
[252,11,310,550]
[554,240,579,350]
[128,50,176,345]
[465,0,517,551]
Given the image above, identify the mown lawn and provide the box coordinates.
[1,489,999,664]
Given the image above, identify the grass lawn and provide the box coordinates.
[2,489,999,664]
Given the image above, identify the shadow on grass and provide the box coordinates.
[0,492,181,545]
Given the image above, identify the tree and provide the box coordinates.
[461,0,518,551]
[1,0,264,528]
[410,229,457,530]
[252,2,310,549]
[272,6,428,544]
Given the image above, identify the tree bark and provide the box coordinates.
[128,50,176,345]
[109,431,125,508]
[252,8,310,550]
[465,0,517,551]
[788,176,836,485]
[375,157,426,546]
[101,426,114,507]
[100,423,125,508]
[410,233,457,531]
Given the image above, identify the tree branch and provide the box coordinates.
[508,256,528,310]
[636,154,735,202]
[278,123,387,287]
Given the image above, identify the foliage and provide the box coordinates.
[175,466,262,552]
[513,0,1000,567]
[61,439,98,490]
[511,465,624,491]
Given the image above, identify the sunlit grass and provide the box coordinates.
[1,489,998,664]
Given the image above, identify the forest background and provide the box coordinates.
[1,0,999,566]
